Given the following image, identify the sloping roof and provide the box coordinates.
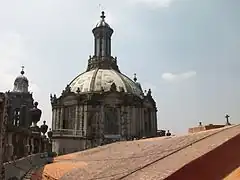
[33,124,240,180]
[224,167,240,180]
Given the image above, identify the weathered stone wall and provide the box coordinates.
[4,153,51,180]
[52,138,85,155]
[0,93,8,180]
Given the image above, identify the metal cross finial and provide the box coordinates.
[225,114,231,125]
[100,11,105,20]
[133,73,137,82]
[21,65,25,75]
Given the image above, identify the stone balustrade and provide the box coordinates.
[53,129,83,137]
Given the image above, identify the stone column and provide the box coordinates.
[7,133,13,161]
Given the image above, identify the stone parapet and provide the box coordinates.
[4,153,52,180]
[189,124,225,133]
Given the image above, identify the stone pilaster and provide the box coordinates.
[75,105,78,132]
[126,106,131,138]
[79,105,83,135]
[54,108,58,130]
[141,109,145,136]
[132,106,136,137]
[38,139,42,153]
[154,110,157,135]
[24,136,30,156]
[30,138,34,154]
[7,133,13,161]
[52,108,56,130]
[83,105,87,136]
[60,107,64,129]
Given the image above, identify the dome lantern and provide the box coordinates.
[13,66,29,93]
[92,11,113,58]
[87,11,120,72]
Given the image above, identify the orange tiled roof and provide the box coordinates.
[32,125,240,180]
[224,167,240,180]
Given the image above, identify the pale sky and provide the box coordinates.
[0,0,239,134]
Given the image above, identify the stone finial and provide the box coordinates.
[147,89,152,96]
[166,130,171,136]
[48,128,53,139]
[50,94,53,103]
[101,86,104,92]
[65,84,71,93]
[76,87,81,94]
[29,101,42,127]
[110,83,117,92]
[40,120,48,135]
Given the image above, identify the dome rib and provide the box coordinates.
[112,70,129,93]
[89,68,100,91]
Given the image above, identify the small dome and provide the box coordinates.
[96,20,110,28]
[69,69,143,98]
[13,68,29,93]
[96,11,110,28]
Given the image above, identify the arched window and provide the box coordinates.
[13,109,20,126]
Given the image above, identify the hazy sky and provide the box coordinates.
[0,0,239,134]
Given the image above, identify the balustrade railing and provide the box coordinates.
[52,129,83,137]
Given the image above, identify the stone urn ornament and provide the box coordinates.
[29,102,42,132]
[48,128,53,139]
[40,120,48,136]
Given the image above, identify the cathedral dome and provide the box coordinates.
[13,67,29,93]
[67,12,143,98]
[69,69,143,98]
